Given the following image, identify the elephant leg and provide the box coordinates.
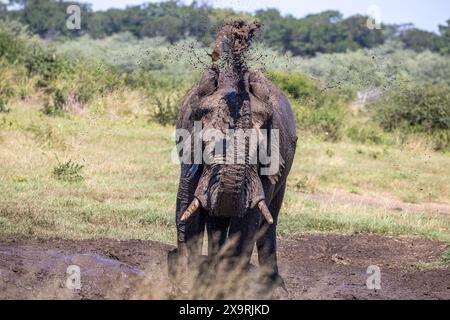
[227,208,260,267]
[169,164,205,279]
[256,186,286,288]
[176,164,205,257]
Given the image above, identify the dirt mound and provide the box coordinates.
[0,235,448,299]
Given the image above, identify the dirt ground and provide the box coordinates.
[0,234,449,300]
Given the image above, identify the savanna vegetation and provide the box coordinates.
[3,0,450,56]
[0,2,449,252]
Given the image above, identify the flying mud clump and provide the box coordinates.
[209,20,262,67]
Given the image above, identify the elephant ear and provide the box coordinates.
[176,67,218,130]
[263,119,286,186]
[196,67,219,97]
[249,70,272,103]
[249,70,290,185]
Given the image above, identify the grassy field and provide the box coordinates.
[1,97,449,243]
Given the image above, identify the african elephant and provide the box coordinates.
[169,21,297,291]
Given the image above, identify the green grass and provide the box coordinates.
[1,99,450,244]
[415,248,450,270]
[291,139,450,203]
[281,198,450,241]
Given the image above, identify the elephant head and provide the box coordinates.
[178,20,276,224]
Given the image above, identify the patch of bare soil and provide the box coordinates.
[299,190,450,215]
[0,235,449,300]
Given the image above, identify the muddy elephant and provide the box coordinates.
[169,21,297,291]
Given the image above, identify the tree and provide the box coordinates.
[437,20,450,55]
[2,0,444,57]
[0,2,7,19]
[14,0,90,38]
[400,28,439,52]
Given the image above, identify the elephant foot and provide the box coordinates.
[167,243,194,296]
[255,272,288,299]
[167,247,182,280]
[274,274,288,293]
[168,243,213,297]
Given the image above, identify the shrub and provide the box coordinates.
[268,70,347,141]
[372,84,450,151]
[41,89,66,116]
[372,84,450,150]
[149,92,182,126]
[373,85,450,132]
[294,101,346,141]
[53,159,84,182]
[1,20,123,117]
[0,97,10,113]
[268,71,318,101]
[0,20,29,63]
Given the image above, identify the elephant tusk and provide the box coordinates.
[258,201,274,225]
[180,198,201,222]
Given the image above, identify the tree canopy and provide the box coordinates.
[2,0,448,56]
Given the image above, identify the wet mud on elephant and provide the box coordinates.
[168,20,298,294]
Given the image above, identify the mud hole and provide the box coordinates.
[0,234,449,300]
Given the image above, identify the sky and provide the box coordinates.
[83,0,450,33]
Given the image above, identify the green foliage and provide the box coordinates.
[41,89,66,116]
[53,159,84,182]
[0,72,13,113]
[372,85,450,150]
[374,85,450,132]
[268,71,317,100]
[429,130,450,152]
[4,0,447,57]
[149,92,181,126]
[442,248,450,264]
[0,20,125,116]
[257,11,385,56]
[269,71,347,141]
[9,0,89,38]
[0,97,10,113]
[1,17,449,152]
[346,124,388,145]
[0,19,28,62]
[295,101,347,141]
[400,28,440,53]
[437,20,450,55]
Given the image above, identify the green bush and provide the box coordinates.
[268,71,347,141]
[268,71,318,101]
[53,159,84,182]
[373,85,450,132]
[1,20,125,115]
[0,20,29,63]
[41,89,66,116]
[149,92,181,126]
[372,84,450,150]
[295,101,346,141]
[0,97,10,113]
